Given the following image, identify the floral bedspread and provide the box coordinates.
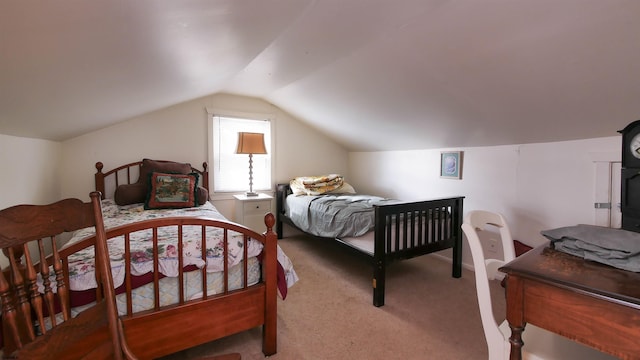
[62,199,264,291]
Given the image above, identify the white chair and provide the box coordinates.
[462,210,617,360]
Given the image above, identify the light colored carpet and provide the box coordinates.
[160,235,504,360]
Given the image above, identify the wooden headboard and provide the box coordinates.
[94,160,209,199]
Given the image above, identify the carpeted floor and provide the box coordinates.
[161,235,505,360]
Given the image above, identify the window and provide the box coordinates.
[211,114,272,193]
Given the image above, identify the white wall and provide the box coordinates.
[0,134,61,209]
[349,136,621,268]
[0,134,62,267]
[513,138,620,244]
[60,93,349,219]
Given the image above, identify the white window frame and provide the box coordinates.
[207,109,275,198]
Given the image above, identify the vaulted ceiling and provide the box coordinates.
[1,0,638,151]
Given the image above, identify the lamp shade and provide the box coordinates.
[235,132,267,155]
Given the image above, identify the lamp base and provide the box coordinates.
[245,192,259,197]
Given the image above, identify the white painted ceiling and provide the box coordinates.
[1,0,639,151]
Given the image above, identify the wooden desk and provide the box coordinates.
[499,243,640,360]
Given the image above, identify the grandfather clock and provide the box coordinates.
[619,120,640,232]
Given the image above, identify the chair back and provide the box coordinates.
[0,192,122,359]
[461,210,514,360]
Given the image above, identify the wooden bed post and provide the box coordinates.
[451,197,464,278]
[275,184,288,239]
[200,162,209,196]
[95,162,106,199]
[262,213,278,355]
[373,207,386,307]
[372,260,386,307]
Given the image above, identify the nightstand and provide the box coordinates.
[233,193,273,231]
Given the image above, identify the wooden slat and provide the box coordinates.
[178,225,185,304]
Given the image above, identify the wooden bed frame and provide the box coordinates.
[276,183,463,307]
[57,160,279,358]
[94,159,209,199]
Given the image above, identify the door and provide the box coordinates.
[594,161,622,228]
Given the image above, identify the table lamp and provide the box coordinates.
[235,132,267,196]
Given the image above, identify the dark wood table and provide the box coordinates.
[499,242,640,360]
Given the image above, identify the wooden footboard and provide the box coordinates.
[372,196,463,306]
[276,183,463,307]
[58,215,278,358]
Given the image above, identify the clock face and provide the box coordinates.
[631,133,640,159]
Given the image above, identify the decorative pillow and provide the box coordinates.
[145,172,199,209]
[114,183,147,206]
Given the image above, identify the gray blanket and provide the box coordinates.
[541,224,640,272]
[285,194,398,238]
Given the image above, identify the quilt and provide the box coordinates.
[62,199,264,291]
[47,199,298,311]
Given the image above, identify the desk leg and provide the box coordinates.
[505,275,524,360]
[508,324,524,360]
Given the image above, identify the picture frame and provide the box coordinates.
[440,151,462,179]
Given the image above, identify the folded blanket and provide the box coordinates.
[541,224,640,272]
[290,175,344,195]
[300,174,341,185]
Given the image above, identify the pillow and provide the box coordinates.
[114,183,147,205]
[196,186,209,206]
[138,158,193,185]
[327,182,356,194]
[114,184,207,206]
[145,172,199,209]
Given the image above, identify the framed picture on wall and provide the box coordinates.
[440,151,462,179]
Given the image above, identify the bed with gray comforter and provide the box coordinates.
[276,183,464,307]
